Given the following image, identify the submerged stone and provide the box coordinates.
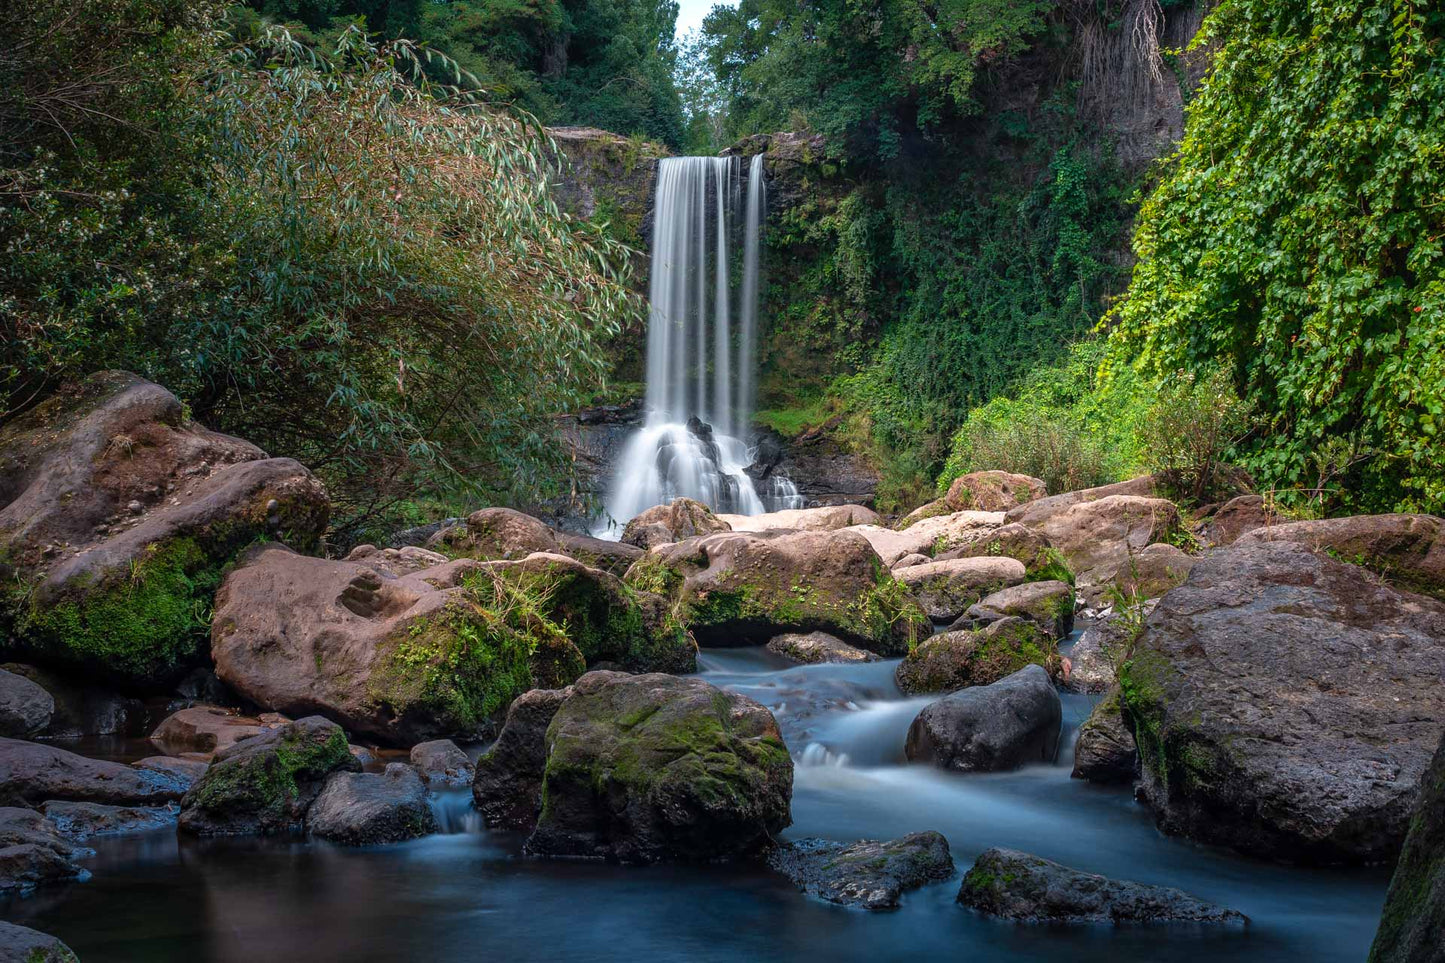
[767,831,954,910]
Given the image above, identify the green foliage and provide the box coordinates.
[1108,0,1445,513]
[1139,368,1253,504]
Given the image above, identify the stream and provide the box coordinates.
[0,635,1389,961]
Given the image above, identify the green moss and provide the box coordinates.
[188,724,352,829]
[1026,548,1075,586]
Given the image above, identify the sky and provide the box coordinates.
[675,0,735,39]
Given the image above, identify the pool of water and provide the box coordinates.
[1,641,1389,961]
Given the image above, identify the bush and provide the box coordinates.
[1138,369,1253,504]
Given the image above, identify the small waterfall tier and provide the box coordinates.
[601,155,801,533]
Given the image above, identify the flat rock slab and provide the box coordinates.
[958,847,1244,923]
[40,800,178,840]
[718,505,880,533]
[766,632,880,665]
[0,737,190,806]
[768,831,954,910]
[843,512,1004,567]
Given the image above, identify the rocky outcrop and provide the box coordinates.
[178,716,360,836]
[1076,542,1196,609]
[1196,494,1279,547]
[0,807,90,896]
[766,632,879,665]
[431,507,643,577]
[1071,691,1137,784]
[410,740,474,788]
[958,848,1244,923]
[1119,540,1445,863]
[0,922,79,962]
[39,800,177,840]
[471,686,571,831]
[894,556,1026,622]
[622,498,731,549]
[149,706,282,758]
[945,471,1047,512]
[1369,731,1445,963]
[632,529,927,654]
[961,580,1074,639]
[0,738,189,806]
[308,763,437,845]
[1008,493,1180,578]
[134,756,208,788]
[1237,513,1445,601]
[845,511,1004,567]
[905,665,1061,773]
[896,618,1060,695]
[0,371,328,686]
[718,504,880,533]
[767,831,954,910]
[525,671,792,863]
[0,668,53,738]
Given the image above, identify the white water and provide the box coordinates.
[600,155,801,533]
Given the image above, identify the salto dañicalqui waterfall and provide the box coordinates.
[601,154,802,532]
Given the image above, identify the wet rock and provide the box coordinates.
[634,529,927,654]
[1076,542,1196,609]
[1071,691,1137,784]
[1196,494,1279,547]
[308,763,436,845]
[149,706,281,758]
[894,556,1027,622]
[0,738,189,806]
[845,511,1004,566]
[0,807,90,896]
[472,687,571,831]
[409,740,474,788]
[767,831,954,910]
[525,671,792,863]
[1120,540,1445,863]
[895,619,1060,695]
[0,668,53,738]
[960,580,1074,639]
[39,800,178,840]
[0,371,328,686]
[622,498,731,549]
[1,665,141,738]
[1237,513,1445,601]
[133,756,208,789]
[1009,493,1180,578]
[958,847,1244,923]
[0,921,79,962]
[905,665,1061,773]
[719,504,881,533]
[766,632,879,665]
[1369,730,1445,963]
[178,716,360,836]
[343,544,449,577]
[945,471,1047,513]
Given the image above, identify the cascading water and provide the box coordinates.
[600,154,802,533]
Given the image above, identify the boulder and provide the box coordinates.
[1009,493,1180,577]
[134,756,209,788]
[1076,542,1197,609]
[149,706,281,758]
[211,543,691,745]
[1071,691,1137,784]
[39,800,177,840]
[0,371,328,686]
[1369,731,1445,963]
[935,523,1065,581]
[431,507,643,577]
[1004,476,1160,528]
[1,664,143,739]
[0,738,189,806]
[308,763,437,845]
[1196,494,1280,547]
[409,740,474,788]
[896,618,1060,695]
[891,553,930,570]
[343,544,449,577]
[960,580,1074,639]
[632,529,927,654]
[1061,617,1133,694]
[1119,540,1445,863]
[622,498,731,549]
[178,716,360,836]
[894,556,1027,622]
[945,471,1047,512]
[1237,513,1445,601]
[525,671,792,863]
[0,807,90,896]
[905,665,1060,773]
[767,831,954,910]
[717,504,880,533]
[472,687,571,831]
[0,922,79,962]
[0,668,52,738]
[766,632,879,665]
[844,511,1004,566]
[958,847,1244,923]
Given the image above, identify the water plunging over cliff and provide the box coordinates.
[601,155,801,531]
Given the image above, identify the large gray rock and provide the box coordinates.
[525,671,793,863]
[0,668,53,738]
[0,738,189,806]
[905,665,1061,773]
[1368,730,1445,963]
[471,687,571,831]
[958,847,1244,923]
[2,664,142,738]
[1237,513,1445,601]
[1004,476,1159,528]
[894,556,1027,622]
[0,807,90,896]
[1076,542,1196,609]
[178,716,360,836]
[767,831,954,910]
[0,922,79,962]
[308,763,436,845]
[39,800,177,840]
[766,632,879,665]
[1071,691,1137,784]
[895,618,1059,695]
[1120,539,1445,863]
[409,740,474,788]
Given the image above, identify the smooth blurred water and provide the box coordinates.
[1,641,1389,962]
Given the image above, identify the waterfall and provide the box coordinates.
[599,154,801,534]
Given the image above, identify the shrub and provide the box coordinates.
[1138,369,1253,504]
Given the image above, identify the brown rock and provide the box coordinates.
[766,632,880,665]
[718,504,881,532]
[894,556,1027,622]
[622,497,730,549]
[961,580,1075,639]
[1071,691,1137,784]
[945,471,1047,512]
[1013,494,1180,576]
[149,706,283,758]
[472,686,572,831]
[1077,542,1197,609]
[1196,494,1280,547]
[0,737,189,806]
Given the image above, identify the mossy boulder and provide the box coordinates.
[631,529,928,654]
[525,671,793,863]
[935,522,1069,583]
[895,618,1061,696]
[894,556,1027,622]
[765,631,879,665]
[1008,493,1181,579]
[178,715,358,836]
[1369,730,1445,963]
[1076,542,1196,609]
[1119,540,1445,864]
[0,371,328,687]
[0,921,79,962]
[622,497,730,550]
[471,686,572,831]
[944,471,1047,513]
[961,580,1075,640]
[1071,690,1137,784]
